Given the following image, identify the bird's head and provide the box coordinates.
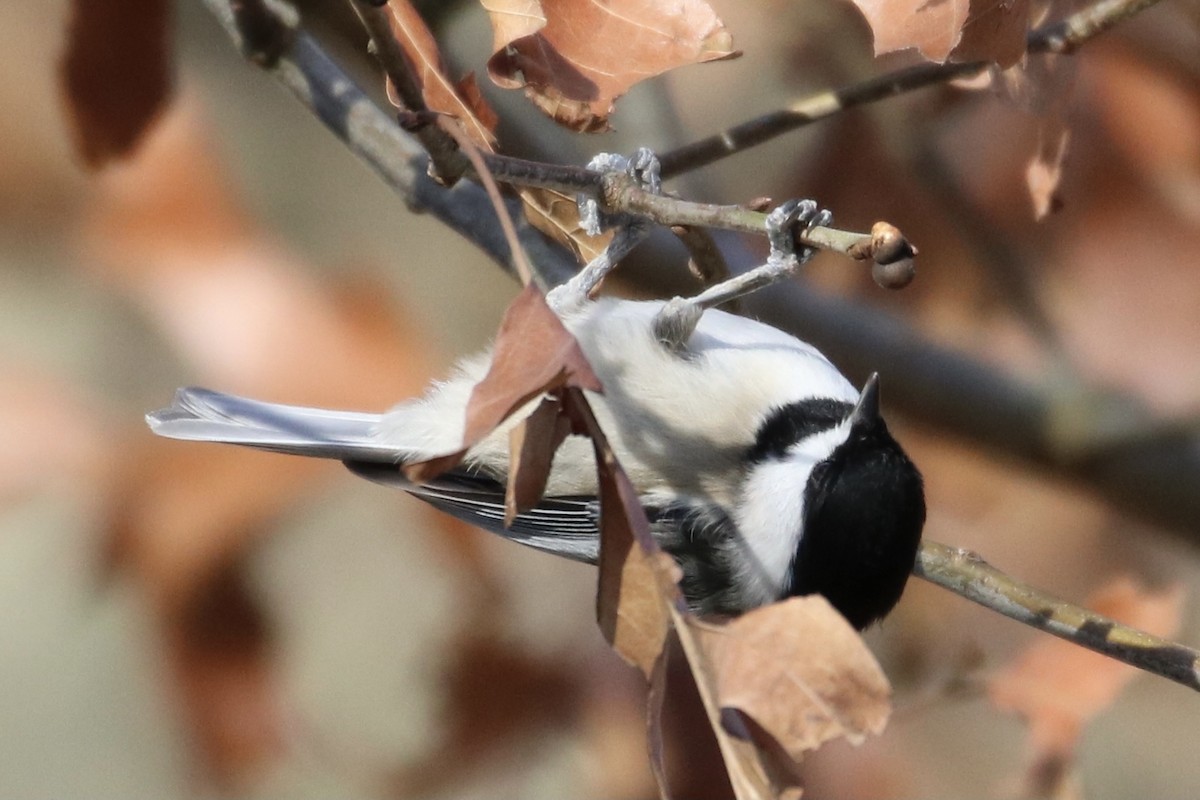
[740,374,926,628]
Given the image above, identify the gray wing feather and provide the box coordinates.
[147,387,399,462]
[346,460,602,563]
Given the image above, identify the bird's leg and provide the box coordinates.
[653,199,832,351]
[547,148,661,313]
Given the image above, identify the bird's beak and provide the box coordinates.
[849,373,881,429]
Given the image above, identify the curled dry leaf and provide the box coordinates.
[989,577,1185,776]
[384,0,497,148]
[698,596,891,762]
[672,597,891,800]
[850,0,969,63]
[566,388,682,679]
[61,0,173,167]
[505,395,573,524]
[484,0,737,132]
[849,0,1028,66]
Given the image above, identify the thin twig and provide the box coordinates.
[348,0,469,182]
[201,0,576,289]
[657,0,1167,178]
[914,541,1200,693]
[1029,0,1165,54]
[671,224,734,294]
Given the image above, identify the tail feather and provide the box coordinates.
[147,387,400,462]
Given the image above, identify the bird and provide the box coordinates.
[147,295,925,629]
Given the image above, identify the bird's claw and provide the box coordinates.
[627,147,662,195]
[766,199,832,265]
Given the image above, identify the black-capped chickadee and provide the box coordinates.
[148,295,925,629]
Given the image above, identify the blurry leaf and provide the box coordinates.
[484,0,737,132]
[849,0,1027,65]
[1026,115,1070,219]
[989,577,1184,794]
[169,560,283,783]
[0,363,108,503]
[1091,49,1200,222]
[61,0,172,167]
[384,0,497,148]
[390,632,581,796]
[84,97,452,784]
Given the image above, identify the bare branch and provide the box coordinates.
[915,541,1200,693]
[199,0,577,289]
[657,0,1168,178]
[347,0,470,182]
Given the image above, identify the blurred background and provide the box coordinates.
[2,0,1199,797]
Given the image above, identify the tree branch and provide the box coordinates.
[348,0,470,183]
[656,0,1168,178]
[204,0,578,289]
[915,541,1200,693]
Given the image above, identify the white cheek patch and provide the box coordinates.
[733,420,852,592]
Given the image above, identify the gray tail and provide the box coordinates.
[146,387,400,462]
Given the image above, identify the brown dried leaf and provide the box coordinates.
[989,577,1185,761]
[701,596,891,761]
[385,0,497,148]
[1091,50,1200,221]
[484,0,737,132]
[389,633,581,796]
[675,612,802,800]
[952,0,1031,68]
[464,285,602,443]
[674,597,891,799]
[505,394,572,524]
[850,0,1028,65]
[565,388,682,678]
[521,188,613,264]
[849,0,970,62]
[61,0,172,168]
[404,286,601,483]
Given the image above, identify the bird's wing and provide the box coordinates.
[346,460,604,563]
[147,386,401,462]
